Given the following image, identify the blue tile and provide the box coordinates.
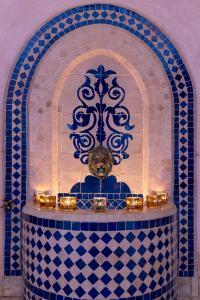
[72,222,80,231]
[56,221,63,229]
[64,221,71,230]
[107,222,116,231]
[49,220,55,228]
[116,222,125,230]
[81,222,89,231]
[89,222,98,231]
[98,223,107,231]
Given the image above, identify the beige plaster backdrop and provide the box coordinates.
[28,25,171,197]
[0,0,200,295]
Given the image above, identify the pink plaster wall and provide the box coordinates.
[0,0,199,285]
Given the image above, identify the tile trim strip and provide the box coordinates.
[23,278,176,300]
[22,212,176,231]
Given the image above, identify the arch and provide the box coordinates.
[4,4,194,277]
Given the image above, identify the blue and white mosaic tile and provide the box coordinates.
[23,283,177,300]
[22,212,177,299]
[68,64,134,165]
[4,3,194,277]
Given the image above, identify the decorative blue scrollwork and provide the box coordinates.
[67,65,134,165]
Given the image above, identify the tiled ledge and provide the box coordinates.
[24,201,177,223]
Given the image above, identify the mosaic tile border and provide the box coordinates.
[22,211,176,231]
[4,3,194,276]
[23,278,176,300]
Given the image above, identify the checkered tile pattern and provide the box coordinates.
[23,282,176,300]
[22,216,177,299]
[5,3,194,277]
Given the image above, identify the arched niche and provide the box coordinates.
[4,4,194,277]
[28,26,172,197]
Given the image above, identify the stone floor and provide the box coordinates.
[0,296,187,299]
[1,296,200,300]
[178,296,200,300]
[1,277,200,300]
[0,298,22,300]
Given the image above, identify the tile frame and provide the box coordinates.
[4,4,194,276]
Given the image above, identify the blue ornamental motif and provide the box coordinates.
[68,65,134,165]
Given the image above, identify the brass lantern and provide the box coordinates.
[58,197,77,211]
[93,197,107,212]
[126,197,143,211]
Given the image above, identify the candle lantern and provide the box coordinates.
[126,197,143,211]
[146,194,160,208]
[34,193,56,208]
[33,192,45,205]
[58,197,77,211]
[93,197,107,212]
[155,192,168,205]
[44,195,56,208]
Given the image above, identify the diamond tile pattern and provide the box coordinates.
[22,217,177,299]
[5,3,194,278]
[24,283,177,300]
